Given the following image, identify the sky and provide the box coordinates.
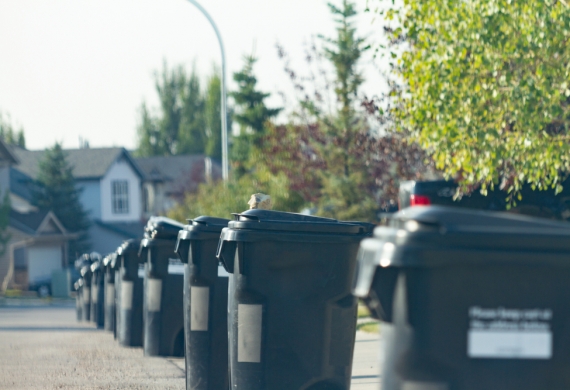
[0,0,384,151]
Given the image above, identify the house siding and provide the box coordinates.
[78,180,102,220]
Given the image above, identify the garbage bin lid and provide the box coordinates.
[392,205,570,230]
[228,209,371,235]
[178,216,230,239]
[188,216,229,230]
[144,216,184,239]
[373,206,570,267]
[103,253,115,267]
[90,260,101,272]
[80,265,92,277]
[117,239,141,256]
[74,257,89,270]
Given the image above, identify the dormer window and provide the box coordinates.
[112,180,129,214]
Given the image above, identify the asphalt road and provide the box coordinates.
[0,306,381,389]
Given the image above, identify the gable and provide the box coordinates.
[10,210,67,236]
[100,157,143,222]
[37,212,67,236]
[104,157,141,183]
[38,219,62,235]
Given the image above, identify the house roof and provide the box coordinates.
[10,209,67,236]
[10,146,145,180]
[135,155,222,196]
[0,139,18,165]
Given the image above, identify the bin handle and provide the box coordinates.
[216,239,236,274]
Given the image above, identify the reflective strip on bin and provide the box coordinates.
[91,285,98,303]
[106,284,115,307]
[468,330,552,359]
[403,381,448,390]
[121,281,133,310]
[138,267,145,278]
[147,279,162,312]
[190,286,209,331]
[238,304,263,363]
[83,287,90,300]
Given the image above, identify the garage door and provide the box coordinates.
[28,246,62,283]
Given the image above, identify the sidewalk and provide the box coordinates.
[0,306,381,389]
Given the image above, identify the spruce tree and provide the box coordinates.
[230,55,281,177]
[34,143,90,258]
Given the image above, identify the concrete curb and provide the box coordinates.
[0,297,75,308]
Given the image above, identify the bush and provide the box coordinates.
[168,173,306,222]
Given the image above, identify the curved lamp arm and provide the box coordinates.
[186,0,229,181]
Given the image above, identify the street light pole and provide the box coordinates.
[186,0,229,181]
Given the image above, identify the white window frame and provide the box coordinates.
[112,180,129,214]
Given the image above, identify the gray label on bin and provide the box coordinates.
[105,284,115,307]
[168,258,184,275]
[147,279,162,312]
[121,281,133,310]
[238,304,263,363]
[83,287,90,301]
[91,285,98,304]
[467,306,552,359]
[168,263,184,275]
[138,266,145,278]
[190,286,209,331]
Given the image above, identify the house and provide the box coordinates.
[0,144,218,293]
[0,142,74,292]
[135,155,222,219]
[9,146,147,257]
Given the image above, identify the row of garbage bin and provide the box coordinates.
[74,209,374,389]
[74,205,570,390]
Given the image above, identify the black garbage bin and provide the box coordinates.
[175,216,230,390]
[140,217,185,357]
[353,206,570,390]
[74,254,91,322]
[110,252,121,339]
[79,261,93,322]
[116,239,144,347]
[90,258,105,329]
[103,253,117,332]
[216,210,373,390]
[74,278,83,321]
